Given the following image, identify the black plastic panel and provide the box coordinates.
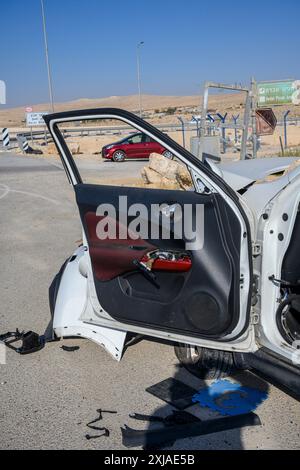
[282,207,300,284]
[75,184,241,340]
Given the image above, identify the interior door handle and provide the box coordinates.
[129,245,149,251]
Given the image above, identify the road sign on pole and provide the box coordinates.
[26,112,49,127]
[257,80,300,107]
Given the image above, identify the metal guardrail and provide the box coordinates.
[1,122,199,148]
[1,122,192,144]
[24,122,198,139]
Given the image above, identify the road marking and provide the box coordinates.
[0,183,60,205]
[0,184,10,200]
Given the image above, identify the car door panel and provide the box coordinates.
[75,183,241,339]
[124,134,145,158]
[144,137,162,157]
[143,143,152,158]
[44,108,252,346]
[131,144,145,158]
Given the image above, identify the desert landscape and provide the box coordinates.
[1,92,300,127]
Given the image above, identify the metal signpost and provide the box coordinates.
[199,82,251,161]
[177,117,186,148]
[251,78,258,159]
[283,110,291,148]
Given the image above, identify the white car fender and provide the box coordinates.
[53,246,127,361]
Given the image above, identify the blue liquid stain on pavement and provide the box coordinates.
[192,379,268,416]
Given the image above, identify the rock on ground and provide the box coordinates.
[141,153,193,190]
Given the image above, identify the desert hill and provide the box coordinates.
[0,93,299,128]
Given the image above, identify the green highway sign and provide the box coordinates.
[257,80,300,107]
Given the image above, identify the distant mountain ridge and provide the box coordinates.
[0,93,298,127]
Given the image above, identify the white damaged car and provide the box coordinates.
[44,108,300,399]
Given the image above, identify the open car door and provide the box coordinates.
[45,109,255,353]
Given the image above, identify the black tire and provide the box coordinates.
[112,150,126,162]
[174,343,237,380]
[163,150,174,160]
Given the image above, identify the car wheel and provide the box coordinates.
[174,343,237,380]
[112,150,126,162]
[163,150,174,160]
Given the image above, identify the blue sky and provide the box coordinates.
[1,0,299,108]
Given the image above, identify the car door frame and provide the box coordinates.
[44,108,255,351]
[126,132,146,158]
[143,134,160,158]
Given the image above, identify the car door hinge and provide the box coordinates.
[252,242,262,256]
[250,308,260,325]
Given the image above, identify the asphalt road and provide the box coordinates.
[0,152,299,450]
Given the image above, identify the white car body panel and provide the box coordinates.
[257,176,300,362]
[53,246,127,361]
[218,157,298,192]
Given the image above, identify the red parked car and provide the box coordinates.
[101,132,173,162]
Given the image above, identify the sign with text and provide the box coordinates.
[26,112,49,127]
[257,80,300,107]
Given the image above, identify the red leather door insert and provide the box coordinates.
[84,212,156,281]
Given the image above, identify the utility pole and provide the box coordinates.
[136,41,144,118]
[41,0,54,113]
